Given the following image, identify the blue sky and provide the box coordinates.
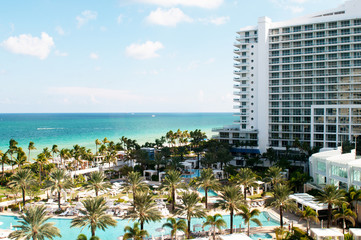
[0,0,344,113]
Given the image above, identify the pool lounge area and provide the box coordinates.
[0,211,279,240]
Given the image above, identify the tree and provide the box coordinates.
[123,222,149,240]
[162,217,187,240]
[298,206,319,235]
[234,168,258,201]
[161,170,184,212]
[126,190,162,230]
[71,196,117,237]
[237,205,262,236]
[176,191,206,238]
[36,153,48,184]
[333,203,356,234]
[8,169,35,206]
[203,214,226,240]
[289,171,312,193]
[0,152,10,176]
[59,148,71,168]
[47,169,73,209]
[51,145,59,163]
[265,184,297,228]
[9,205,61,240]
[14,147,28,168]
[214,185,244,234]
[28,142,36,162]
[345,186,361,223]
[265,166,284,187]
[83,171,111,197]
[191,168,219,209]
[123,171,148,206]
[315,185,345,228]
[95,139,102,155]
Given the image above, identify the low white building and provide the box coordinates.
[309,148,361,189]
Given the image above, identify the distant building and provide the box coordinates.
[309,148,361,189]
[140,147,155,160]
[213,0,361,154]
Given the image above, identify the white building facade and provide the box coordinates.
[309,148,361,190]
[213,0,361,153]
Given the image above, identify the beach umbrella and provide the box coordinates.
[118,236,123,240]
[0,222,3,226]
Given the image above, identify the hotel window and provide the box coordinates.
[355,28,361,34]
[328,30,337,36]
[341,29,350,35]
[315,125,324,133]
[316,39,325,45]
[329,46,337,52]
[328,53,337,59]
[328,22,337,28]
[305,56,313,61]
[293,26,301,32]
[293,34,301,40]
[316,31,325,37]
[355,36,361,42]
[305,48,313,54]
[314,108,324,115]
[305,25,313,31]
[305,33,313,38]
[305,40,313,46]
[294,49,301,55]
[341,37,350,43]
[355,19,361,25]
[331,165,347,178]
[341,20,350,27]
[328,38,337,44]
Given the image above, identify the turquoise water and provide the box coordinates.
[0,113,233,155]
[198,187,218,197]
[181,169,200,179]
[0,212,278,240]
[250,233,273,240]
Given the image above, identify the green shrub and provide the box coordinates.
[344,233,353,240]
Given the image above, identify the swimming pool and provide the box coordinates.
[198,188,218,197]
[0,211,278,240]
[181,169,200,179]
[250,233,273,240]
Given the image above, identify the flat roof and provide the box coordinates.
[311,228,343,237]
[290,193,328,211]
[349,228,361,236]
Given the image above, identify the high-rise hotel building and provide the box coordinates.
[213,0,361,153]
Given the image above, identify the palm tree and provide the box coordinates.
[123,222,149,240]
[265,184,297,228]
[102,137,110,145]
[237,205,262,236]
[0,152,9,176]
[36,153,48,184]
[333,203,356,234]
[298,206,319,235]
[215,185,244,234]
[8,205,61,240]
[59,148,71,168]
[345,186,361,222]
[95,139,102,155]
[161,170,184,212]
[83,171,111,197]
[8,138,18,163]
[14,147,28,168]
[51,145,59,163]
[28,141,36,162]
[162,217,187,240]
[203,214,227,240]
[315,184,345,228]
[265,166,284,187]
[71,196,117,237]
[123,171,148,205]
[126,190,162,230]
[8,168,35,206]
[235,168,258,201]
[47,169,73,209]
[192,168,219,209]
[176,191,206,238]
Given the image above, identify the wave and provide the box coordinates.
[37,128,64,130]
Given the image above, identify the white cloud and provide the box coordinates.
[269,0,305,13]
[146,8,193,27]
[76,10,97,28]
[54,50,68,57]
[90,53,99,59]
[125,41,164,60]
[117,14,123,24]
[55,26,65,35]
[1,32,54,60]
[134,0,223,9]
[199,16,229,25]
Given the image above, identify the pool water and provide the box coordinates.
[198,188,218,197]
[0,212,278,240]
[250,233,273,240]
[181,169,200,179]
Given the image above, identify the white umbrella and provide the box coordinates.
[0,222,3,226]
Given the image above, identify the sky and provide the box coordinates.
[0,0,345,113]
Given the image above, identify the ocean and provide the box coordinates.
[0,113,233,156]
